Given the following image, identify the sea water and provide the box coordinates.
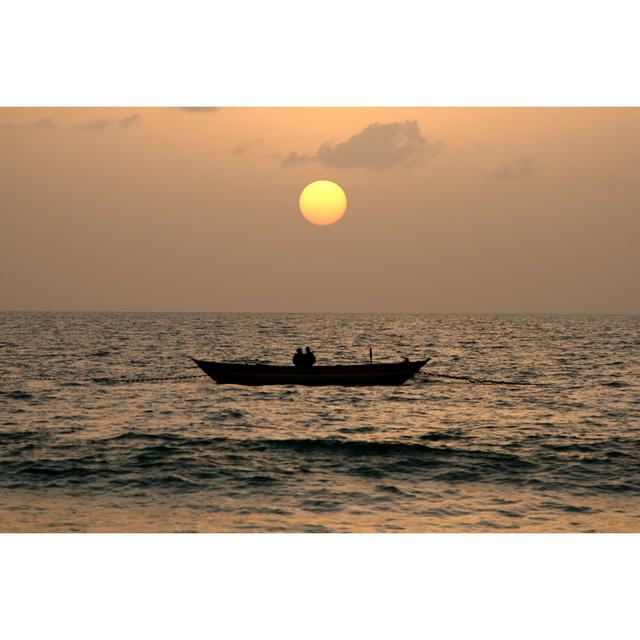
[0,312,638,532]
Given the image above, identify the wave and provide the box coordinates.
[1,427,637,498]
[0,429,45,442]
[419,430,466,441]
[253,437,537,469]
[0,390,34,400]
[102,431,224,447]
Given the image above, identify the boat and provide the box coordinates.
[191,357,430,386]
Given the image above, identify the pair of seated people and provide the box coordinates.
[292,346,316,367]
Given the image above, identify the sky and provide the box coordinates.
[1,107,638,313]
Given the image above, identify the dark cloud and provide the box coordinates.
[232,138,263,157]
[283,120,442,170]
[180,107,221,113]
[75,114,141,131]
[493,156,536,180]
[1,118,57,130]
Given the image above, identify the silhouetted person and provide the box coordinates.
[292,347,305,367]
[304,346,316,366]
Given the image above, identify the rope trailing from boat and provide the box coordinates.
[1,371,537,386]
[0,375,58,381]
[93,374,208,384]
[0,374,208,384]
[426,372,536,386]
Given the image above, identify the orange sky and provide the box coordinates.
[1,107,638,312]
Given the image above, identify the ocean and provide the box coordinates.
[0,312,638,532]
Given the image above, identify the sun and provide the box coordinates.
[299,180,347,226]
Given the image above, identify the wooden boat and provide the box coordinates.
[191,357,430,386]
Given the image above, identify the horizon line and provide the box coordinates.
[1,310,638,316]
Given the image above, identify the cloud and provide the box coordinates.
[493,156,536,180]
[180,107,221,113]
[1,118,57,130]
[283,120,442,170]
[32,118,57,129]
[76,118,110,131]
[231,138,263,157]
[600,173,632,189]
[282,151,315,167]
[117,114,140,130]
[74,114,141,131]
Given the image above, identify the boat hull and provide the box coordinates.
[191,358,429,386]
